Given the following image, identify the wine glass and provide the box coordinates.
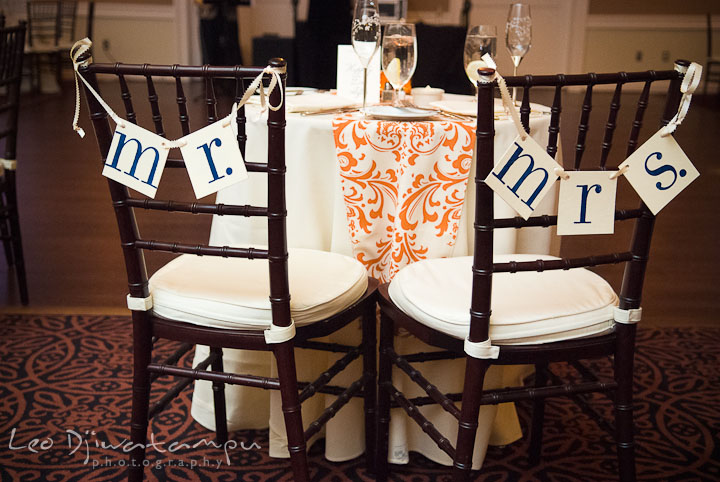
[351,0,381,112]
[505,3,532,103]
[381,22,417,107]
[463,25,497,96]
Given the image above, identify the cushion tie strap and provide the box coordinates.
[464,337,500,359]
[264,320,296,344]
[0,158,17,171]
[127,294,153,311]
[614,307,642,325]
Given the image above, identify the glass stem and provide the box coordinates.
[362,67,368,112]
[512,64,518,105]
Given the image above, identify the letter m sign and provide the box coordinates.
[102,122,169,198]
[485,135,563,220]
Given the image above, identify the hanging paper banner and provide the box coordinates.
[102,122,169,199]
[618,130,699,215]
[485,135,563,220]
[557,171,618,235]
[180,116,248,199]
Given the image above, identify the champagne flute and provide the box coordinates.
[505,3,532,103]
[352,0,381,112]
[463,25,497,96]
[381,22,417,107]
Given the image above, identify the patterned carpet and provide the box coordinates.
[0,314,718,481]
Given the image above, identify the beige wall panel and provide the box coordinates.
[84,16,177,65]
[589,0,720,15]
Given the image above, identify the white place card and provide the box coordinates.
[180,117,248,199]
[618,130,699,215]
[102,121,169,199]
[557,171,617,235]
[336,44,380,105]
[485,135,562,220]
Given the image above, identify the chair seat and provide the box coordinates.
[388,254,618,345]
[150,248,369,330]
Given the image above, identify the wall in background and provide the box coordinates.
[584,14,717,91]
[589,0,720,15]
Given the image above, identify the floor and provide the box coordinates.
[1,79,719,328]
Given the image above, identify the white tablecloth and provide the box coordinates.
[191,94,559,468]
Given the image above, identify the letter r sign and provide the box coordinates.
[180,117,249,199]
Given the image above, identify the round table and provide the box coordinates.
[191,94,559,468]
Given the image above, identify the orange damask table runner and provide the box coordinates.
[333,116,476,282]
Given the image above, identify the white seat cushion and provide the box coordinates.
[149,248,368,330]
[388,254,619,345]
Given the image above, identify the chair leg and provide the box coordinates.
[5,173,28,305]
[0,213,13,267]
[451,356,490,482]
[128,312,153,482]
[375,312,394,482]
[614,323,637,482]
[361,302,377,476]
[209,346,228,444]
[528,362,548,466]
[273,341,310,482]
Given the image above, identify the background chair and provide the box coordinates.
[79,57,377,481]
[705,13,719,96]
[25,0,76,92]
[376,61,689,481]
[0,19,28,305]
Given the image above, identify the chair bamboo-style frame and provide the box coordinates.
[79,57,378,481]
[706,13,720,96]
[0,20,28,305]
[25,0,77,92]
[376,60,690,481]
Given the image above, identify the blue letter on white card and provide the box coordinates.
[180,116,248,199]
[619,130,699,215]
[557,171,617,235]
[485,135,563,220]
[102,122,169,198]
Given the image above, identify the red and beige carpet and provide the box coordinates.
[1,314,718,481]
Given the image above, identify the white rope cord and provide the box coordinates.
[71,38,126,138]
[70,39,286,145]
[127,294,153,311]
[478,53,528,141]
[609,164,629,180]
[264,320,296,344]
[464,337,500,359]
[661,62,702,137]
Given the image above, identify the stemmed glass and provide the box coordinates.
[505,3,532,103]
[463,25,497,96]
[351,0,381,112]
[381,22,417,107]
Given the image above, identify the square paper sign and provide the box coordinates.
[180,117,248,199]
[557,171,617,235]
[619,130,699,215]
[485,135,562,220]
[102,122,169,199]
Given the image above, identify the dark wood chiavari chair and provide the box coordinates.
[376,60,690,481]
[25,0,77,92]
[0,20,28,305]
[78,56,378,481]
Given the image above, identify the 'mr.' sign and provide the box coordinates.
[102,117,247,199]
